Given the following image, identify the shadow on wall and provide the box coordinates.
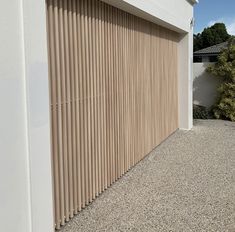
[193,62,220,108]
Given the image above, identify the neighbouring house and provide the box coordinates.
[193,42,228,108]
[193,41,228,63]
[0,0,197,231]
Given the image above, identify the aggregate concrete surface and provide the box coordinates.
[60,120,235,232]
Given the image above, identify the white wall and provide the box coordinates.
[193,63,219,108]
[178,32,194,130]
[0,1,54,232]
[0,1,31,231]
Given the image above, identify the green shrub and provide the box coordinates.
[193,105,212,119]
[207,37,235,121]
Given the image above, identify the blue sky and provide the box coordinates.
[194,0,235,35]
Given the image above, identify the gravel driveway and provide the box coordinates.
[60,120,235,232]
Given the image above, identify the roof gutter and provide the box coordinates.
[194,53,219,57]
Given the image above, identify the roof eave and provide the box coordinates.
[188,0,199,5]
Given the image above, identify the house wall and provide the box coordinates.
[202,56,210,62]
[193,63,219,108]
[0,0,195,232]
[0,1,54,232]
[0,1,31,231]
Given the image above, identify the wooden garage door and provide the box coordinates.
[46,0,179,229]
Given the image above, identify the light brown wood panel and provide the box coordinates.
[46,0,179,229]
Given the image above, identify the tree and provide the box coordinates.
[194,23,231,51]
[207,37,235,121]
[194,33,203,51]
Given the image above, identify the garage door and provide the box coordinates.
[46,0,179,229]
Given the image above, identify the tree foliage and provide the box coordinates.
[207,38,235,121]
[194,23,231,51]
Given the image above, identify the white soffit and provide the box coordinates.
[101,0,192,33]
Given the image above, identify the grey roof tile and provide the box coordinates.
[194,41,228,55]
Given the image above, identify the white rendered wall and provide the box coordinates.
[0,1,31,231]
[22,0,54,231]
[0,1,54,232]
[178,32,194,130]
[193,63,219,108]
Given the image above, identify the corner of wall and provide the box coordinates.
[178,31,193,130]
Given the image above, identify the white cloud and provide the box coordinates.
[206,18,235,35]
[207,18,224,27]
[227,19,235,35]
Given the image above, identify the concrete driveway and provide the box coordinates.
[60,120,235,232]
